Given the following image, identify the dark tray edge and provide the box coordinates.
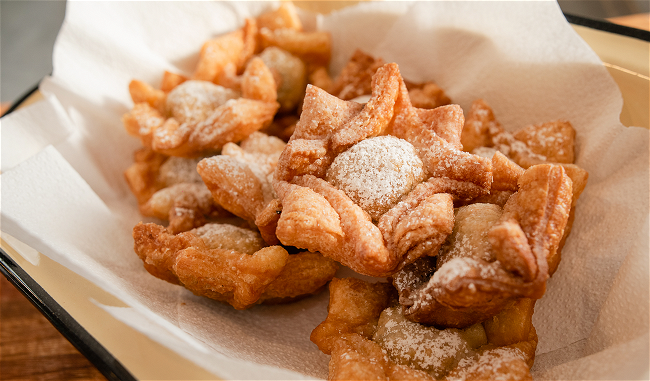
[0,248,137,381]
[565,12,650,42]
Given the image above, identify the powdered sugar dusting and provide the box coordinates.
[326,136,426,220]
[447,347,527,381]
[472,147,498,159]
[159,157,203,186]
[489,123,547,163]
[373,306,485,379]
[190,223,265,255]
[431,257,475,286]
[166,80,239,125]
[438,203,502,267]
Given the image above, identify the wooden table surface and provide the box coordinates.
[0,276,107,381]
[0,14,647,381]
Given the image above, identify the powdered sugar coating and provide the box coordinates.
[373,306,487,379]
[190,223,265,255]
[166,80,239,125]
[438,203,503,268]
[447,347,528,381]
[326,136,426,220]
[159,157,203,185]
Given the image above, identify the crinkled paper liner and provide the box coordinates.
[1,1,648,379]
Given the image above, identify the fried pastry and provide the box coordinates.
[122,6,589,376]
[329,49,386,101]
[461,99,576,169]
[122,24,281,158]
[128,79,166,114]
[330,50,451,110]
[193,18,257,82]
[256,2,302,32]
[274,63,492,276]
[311,277,396,355]
[314,277,538,380]
[394,164,573,327]
[124,147,169,205]
[133,222,338,309]
[124,149,231,233]
[139,182,228,234]
[197,132,286,243]
[461,99,589,277]
[166,80,240,125]
[405,80,452,110]
[259,27,331,67]
[259,47,307,112]
[160,71,188,93]
[150,59,279,157]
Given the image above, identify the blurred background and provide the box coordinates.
[1,0,649,108]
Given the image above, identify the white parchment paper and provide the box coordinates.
[1,1,648,379]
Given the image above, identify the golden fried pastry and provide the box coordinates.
[377,180,456,269]
[189,222,265,254]
[259,114,298,142]
[448,299,539,381]
[548,163,588,275]
[374,306,488,379]
[256,2,302,32]
[140,182,229,234]
[259,27,331,67]
[259,47,307,112]
[276,176,398,276]
[254,198,283,246]
[160,71,188,93]
[308,65,333,94]
[444,347,533,381]
[166,80,240,125]
[315,278,538,380]
[123,40,280,158]
[482,298,536,347]
[404,80,452,110]
[460,99,498,153]
[124,149,231,233]
[194,18,257,82]
[261,251,339,304]
[157,156,203,185]
[124,147,169,205]
[394,164,572,327]
[125,152,206,203]
[329,333,436,381]
[149,57,279,157]
[122,102,167,148]
[123,7,586,374]
[128,79,166,114]
[491,151,525,192]
[240,57,279,103]
[462,99,576,169]
[390,85,491,189]
[330,49,386,100]
[311,278,396,355]
[274,63,492,276]
[461,100,588,279]
[197,132,286,242]
[330,50,451,110]
[133,222,337,309]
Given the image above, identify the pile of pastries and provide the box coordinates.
[121,3,588,380]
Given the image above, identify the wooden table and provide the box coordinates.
[0,276,107,381]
